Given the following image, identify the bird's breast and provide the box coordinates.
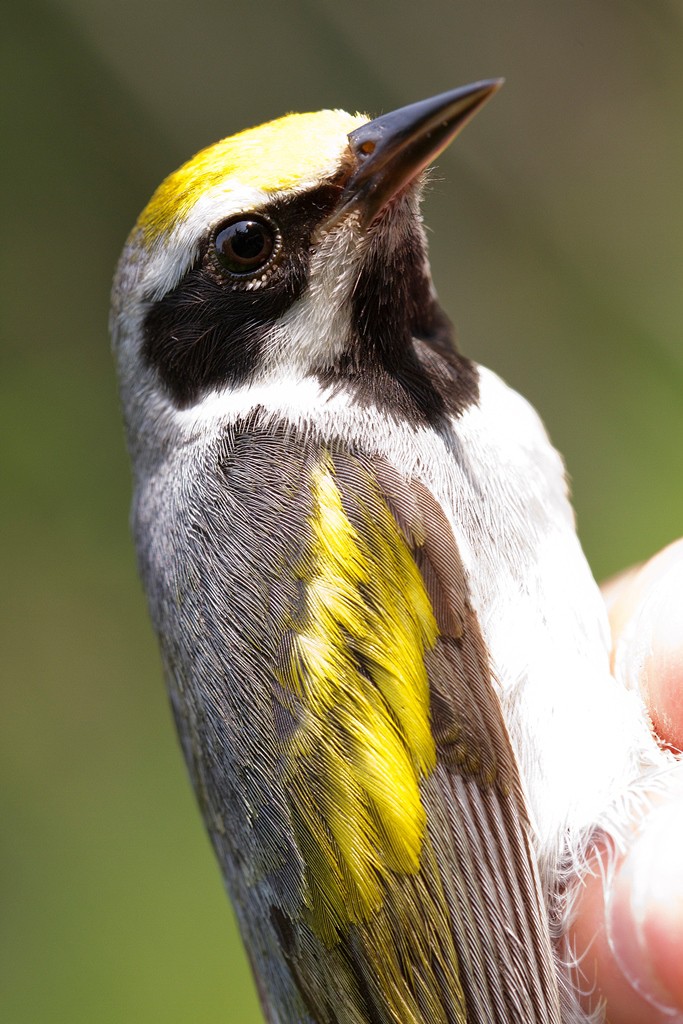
[165,362,649,863]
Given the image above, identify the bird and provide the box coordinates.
[111,81,668,1023]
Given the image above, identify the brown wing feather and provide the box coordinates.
[261,443,561,1024]
[366,454,562,1022]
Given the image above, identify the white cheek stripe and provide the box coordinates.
[269,218,365,377]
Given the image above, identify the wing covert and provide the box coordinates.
[269,442,561,1023]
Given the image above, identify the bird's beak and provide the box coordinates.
[336,80,503,228]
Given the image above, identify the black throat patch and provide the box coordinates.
[319,208,479,428]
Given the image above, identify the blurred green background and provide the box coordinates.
[3,1,682,1021]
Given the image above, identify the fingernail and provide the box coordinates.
[644,570,683,752]
[614,560,683,750]
[606,800,683,1017]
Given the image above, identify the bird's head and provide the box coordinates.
[111,82,501,463]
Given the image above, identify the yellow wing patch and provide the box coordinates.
[138,109,367,241]
[278,452,438,944]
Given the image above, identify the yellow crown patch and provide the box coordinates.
[138,109,367,241]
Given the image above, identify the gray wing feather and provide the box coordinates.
[135,424,563,1023]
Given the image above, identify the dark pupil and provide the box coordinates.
[215,220,273,272]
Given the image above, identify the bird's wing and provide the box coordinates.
[157,428,562,1024]
[264,440,562,1024]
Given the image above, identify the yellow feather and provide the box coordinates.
[138,109,366,241]
[281,452,439,941]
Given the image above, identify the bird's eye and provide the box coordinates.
[214,217,276,275]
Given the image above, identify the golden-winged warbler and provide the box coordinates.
[111,82,666,1023]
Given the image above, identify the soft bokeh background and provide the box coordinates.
[3,1,682,1021]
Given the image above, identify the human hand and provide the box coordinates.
[569,540,683,1022]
